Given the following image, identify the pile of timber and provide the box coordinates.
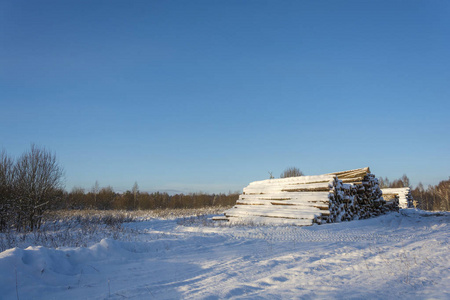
[214,167,398,226]
[381,187,413,209]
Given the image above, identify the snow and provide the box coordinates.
[1,209,449,299]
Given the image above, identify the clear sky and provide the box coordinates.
[1,1,449,194]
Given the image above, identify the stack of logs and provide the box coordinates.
[381,187,413,209]
[214,167,398,226]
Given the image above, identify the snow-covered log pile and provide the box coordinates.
[327,167,392,221]
[215,167,398,226]
[381,187,413,209]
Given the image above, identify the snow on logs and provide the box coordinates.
[215,167,398,226]
[381,187,413,209]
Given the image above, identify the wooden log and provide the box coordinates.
[212,216,229,221]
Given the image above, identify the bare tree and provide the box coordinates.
[435,179,450,211]
[132,181,139,209]
[401,174,410,187]
[14,144,64,230]
[96,186,116,210]
[92,180,100,208]
[0,150,15,231]
[411,179,450,211]
[68,186,86,209]
[280,167,304,178]
[379,175,410,189]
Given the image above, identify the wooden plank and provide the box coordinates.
[239,192,331,201]
[243,175,336,195]
[237,197,330,204]
[226,216,314,226]
[224,206,322,219]
[236,198,329,205]
[282,187,332,192]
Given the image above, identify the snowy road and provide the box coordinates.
[1,210,449,299]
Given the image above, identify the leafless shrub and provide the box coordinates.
[14,144,64,231]
[0,145,64,232]
[280,167,304,178]
[0,150,15,231]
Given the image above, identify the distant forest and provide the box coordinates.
[61,187,238,211]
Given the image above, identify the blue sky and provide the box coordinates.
[1,1,449,193]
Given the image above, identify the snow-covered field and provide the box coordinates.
[0,209,448,299]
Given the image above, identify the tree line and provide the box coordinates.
[410,179,449,211]
[62,186,238,211]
